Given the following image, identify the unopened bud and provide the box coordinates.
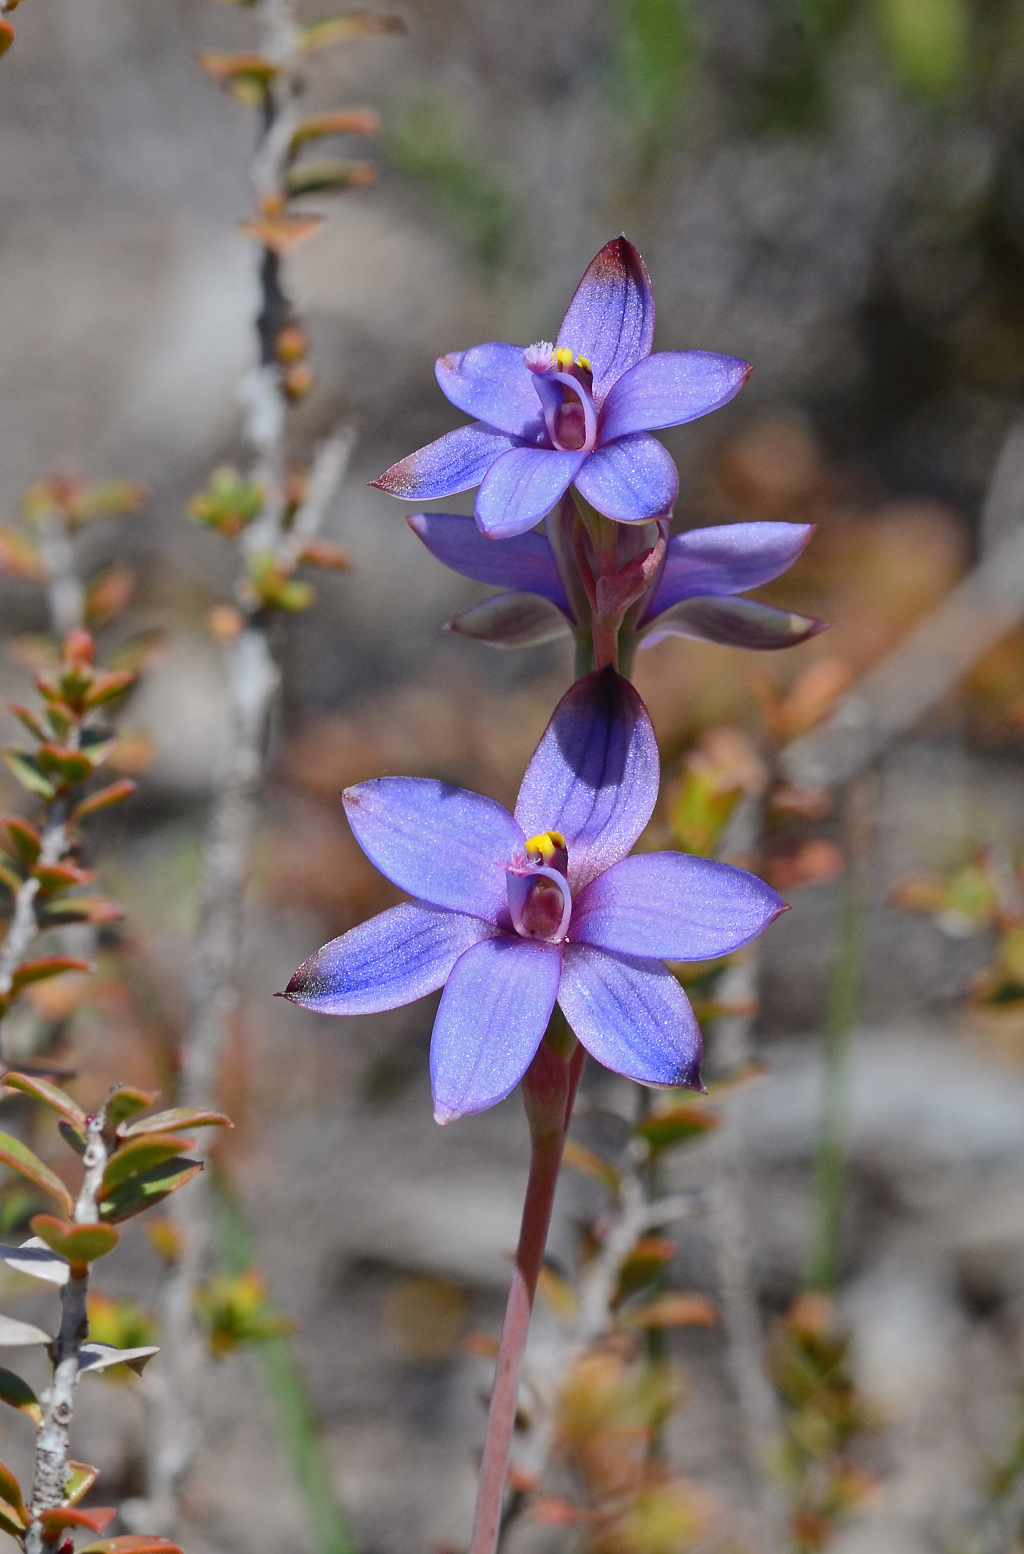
[282,364,315,402]
[275,324,309,364]
[63,627,95,668]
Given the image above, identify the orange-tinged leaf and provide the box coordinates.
[40,1506,116,1536]
[98,1158,202,1223]
[289,108,379,153]
[0,1131,73,1214]
[100,1135,195,1192]
[0,816,41,866]
[2,1072,86,1129]
[31,864,96,893]
[618,1293,720,1329]
[0,525,43,581]
[298,11,406,54]
[82,670,136,709]
[30,1216,120,1265]
[78,1540,183,1554]
[63,1462,99,1505]
[0,1368,42,1427]
[10,957,94,993]
[295,538,351,570]
[239,214,323,254]
[0,1457,27,1523]
[0,19,15,57]
[562,1138,620,1194]
[197,48,278,82]
[635,1105,720,1153]
[104,1087,157,1130]
[121,1107,231,1138]
[71,778,137,822]
[285,158,375,197]
[461,1331,499,1359]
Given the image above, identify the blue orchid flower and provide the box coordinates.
[406,508,826,652]
[282,669,785,1123]
[372,236,751,538]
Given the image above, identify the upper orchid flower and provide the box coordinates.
[405,507,826,655]
[372,237,751,539]
[282,669,785,1123]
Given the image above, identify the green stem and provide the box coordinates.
[805,809,870,1293]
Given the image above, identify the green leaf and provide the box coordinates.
[298,11,405,53]
[29,1216,120,1265]
[101,1136,195,1193]
[66,479,147,526]
[285,158,374,197]
[0,1456,27,1523]
[103,1087,157,1131]
[98,1158,202,1224]
[0,860,22,895]
[10,957,93,994]
[71,779,136,822]
[561,1138,621,1195]
[82,672,136,710]
[634,1105,720,1153]
[0,1503,26,1542]
[0,817,41,867]
[58,1121,87,1156]
[63,1462,99,1505]
[0,1368,42,1427]
[0,1132,73,1215]
[289,109,379,154]
[42,898,125,926]
[121,1107,231,1139]
[2,1072,86,1129]
[2,750,55,800]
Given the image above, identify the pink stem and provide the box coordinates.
[468,1040,585,1554]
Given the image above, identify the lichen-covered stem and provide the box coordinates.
[24,1107,110,1554]
[469,1039,583,1554]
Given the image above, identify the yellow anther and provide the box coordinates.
[525,830,568,868]
[554,346,575,369]
[575,354,591,371]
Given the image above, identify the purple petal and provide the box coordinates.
[599,351,751,443]
[282,903,490,1015]
[436,343,545,442]
[573,434,678,524]
[644,522,814,619]
[515,667,659,892]
[475,447,586,538]
[557,237,655,403]
[406,512,570,610]
[570,853,785,960]
[446,592,573,648]
[557,944,701,1089]
[343,778,523,922]
[373,423,516,501]
[430,936,562,1122]
[640,596,827,650]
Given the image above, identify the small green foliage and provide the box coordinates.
[194,1268,295,1357]
[298,12,405,56]
[187,466,264,539]
[30,1215,120,1266]
[247,551,315,612]
[384,90,518,278]
[97,1157,203,1223]
[20,476,146,530]
[0,1130,74,1216]
[100,1134,196,1192]
[0,1367,43,1427]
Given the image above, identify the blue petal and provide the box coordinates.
[283,903,490,1014]
[639,596,827,650]
[344,778,523,922]
[570,853,785,960]
[644,523,814,619]
[515,668,659,891]
[475,447,586,538]
[599,351,751,443]
[557,943,701,1089]
[436,342,546,442]
[430,936,562,1122]
[406,512,571,611]
[557,237,655,404]
[573,434,678,524]
[373,423,516,501]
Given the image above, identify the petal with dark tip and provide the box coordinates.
[475,447,586,538]
[515,667,659,891]
[640,596,827,650]
[599,351,751,443]
[282,903,491,1014]
[436,343,546,441]
[446,592,573,648]
[430,937,562,1122]
[407,512,570,610]
[557,944,702,1089]
[570,852,785,960]
[373,422,517,501]
[556,237,655,403]
[643,522,814,620]
[343,777,523,922]
[573,433,678,524]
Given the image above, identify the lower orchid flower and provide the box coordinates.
[282,668,785,1122]
[406,505,826,654]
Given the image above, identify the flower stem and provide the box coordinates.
[468,1037,584,1554]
